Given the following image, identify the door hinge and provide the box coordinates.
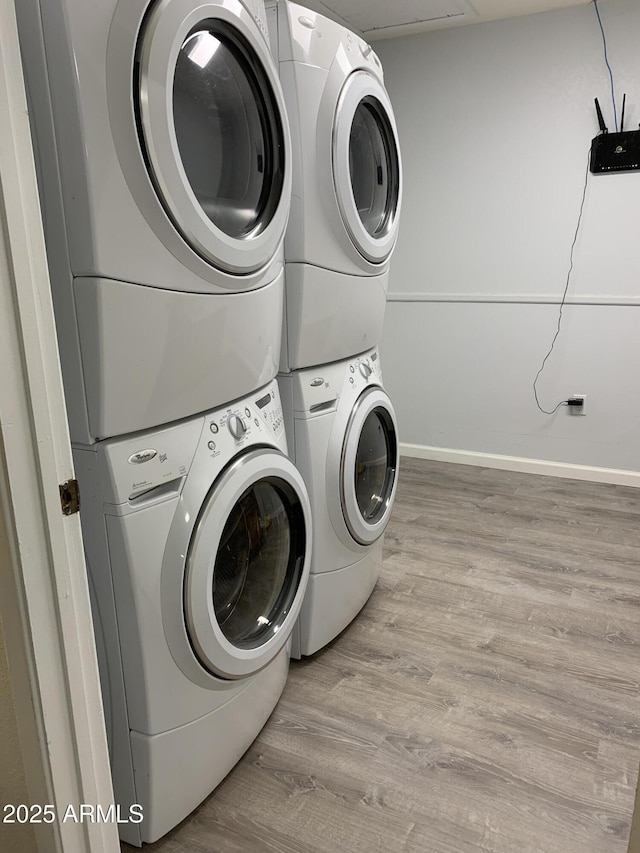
[59,479,80,516]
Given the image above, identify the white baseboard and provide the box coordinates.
[399,443,640,488]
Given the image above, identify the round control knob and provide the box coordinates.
[227,414,247,440]
[359,362,372,379]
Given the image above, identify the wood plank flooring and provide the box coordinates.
[123,458,640,852]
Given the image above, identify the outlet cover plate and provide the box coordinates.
[570,394,586,415]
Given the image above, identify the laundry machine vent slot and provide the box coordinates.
[309,399,337,414]
[128,477,183,506]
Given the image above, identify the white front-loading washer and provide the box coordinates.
[74,379,311,845]
[279,349,398,658]
[266,1,402,370]
[16,0,292,443]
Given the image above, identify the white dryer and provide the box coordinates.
[16,0,292,443]
[279,349,398,658]
[266,1,402,370]
[74,380,311,845]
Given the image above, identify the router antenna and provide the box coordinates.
[595,97,608,133]
[620,93,626,132]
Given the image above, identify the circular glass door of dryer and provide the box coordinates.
[333,71,401,265]
[350,97,399,238]
[184,453,309,679]
[341,387,399,545]
[137,1,288,274]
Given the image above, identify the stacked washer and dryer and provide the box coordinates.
[16,0,313,845]
[266,2,403,658]
[16,0,402,843]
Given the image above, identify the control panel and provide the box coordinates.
[284,2,383,76]
[255,388,285,436]
[346,350,380,393]
[205,385,284,452]
[292,349,381,415]
[343,30,381,70]
[245,0,271,45]
[101,382,285,505]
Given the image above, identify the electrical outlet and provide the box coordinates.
[569,394,586,415]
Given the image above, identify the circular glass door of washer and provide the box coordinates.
[353,406,397,526]
[211,478,305,650]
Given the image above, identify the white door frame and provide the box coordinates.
[0,1,119,850]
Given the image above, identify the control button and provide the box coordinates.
[298,15,315,28]
[349,377,355,384]
[310,377,324,387]
[350,365,355,373]
[359,362,372,379]
[371,352,378,361]
[128,449,157,465]
[227,414,247,440]
[208,441,216,451]
[244,407,251,418]
[254,418,260,427]
[209,422,218,434]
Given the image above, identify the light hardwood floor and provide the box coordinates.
[123,458,640,852]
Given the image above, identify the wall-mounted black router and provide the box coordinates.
[590,95,640,173]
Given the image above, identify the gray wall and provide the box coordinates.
[376,0,640,472]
